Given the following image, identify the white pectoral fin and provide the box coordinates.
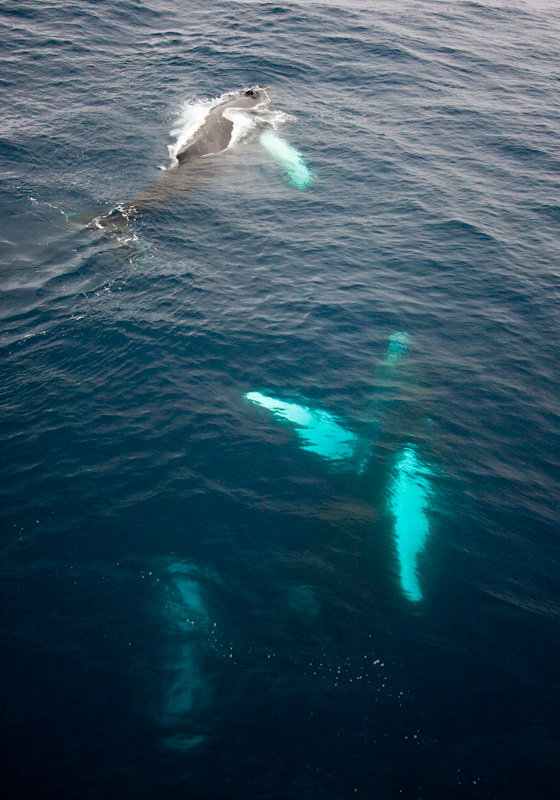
[259,131,313,189]
[389,446,433,603]
[244,391,361,464]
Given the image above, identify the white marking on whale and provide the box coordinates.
[259,130,314,189]
[388,446,432,603]
[380,332,433,602]
[244,391,359,462]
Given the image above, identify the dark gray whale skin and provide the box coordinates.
[176,87,268,163]
[86,88,269,230]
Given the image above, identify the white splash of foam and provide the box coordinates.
[168,97,214,161]
[223,106,261,148]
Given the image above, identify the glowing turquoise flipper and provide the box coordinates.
[382,333,433,602]
[259,131,313,189]
[385,331,410,363]
[389,446,432,603]
[244,391,358,462]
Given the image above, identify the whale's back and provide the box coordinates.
[176,109,234,163]
[176,90,265,164]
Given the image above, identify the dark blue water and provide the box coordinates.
[2,1,560,797]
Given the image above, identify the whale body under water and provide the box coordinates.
[244,333,437,603]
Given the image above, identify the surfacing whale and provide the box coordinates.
[86,87,271,230]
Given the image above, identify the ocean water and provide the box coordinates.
[1,0,560,797]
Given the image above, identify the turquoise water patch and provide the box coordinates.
[164,733,208,751]
[288,584,321,619]
[165,564,209,629]
[162,647,208,720]
[245,391,358,462]
[389,446,432,603]
[259,131,313,189]
[159,564,214,743]
[385,331,410,363]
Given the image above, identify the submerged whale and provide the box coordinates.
[244,333,437,603]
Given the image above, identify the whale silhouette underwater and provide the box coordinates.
[80,87,313,231]
[245,333,438,604]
